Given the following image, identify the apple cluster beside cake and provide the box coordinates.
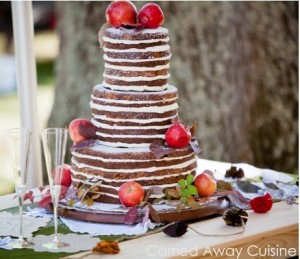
[69,1,200,204]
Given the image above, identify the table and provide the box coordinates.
[64,201,298,259]
[0,159,298,259]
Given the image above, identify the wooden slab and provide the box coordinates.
[47,198,229,224]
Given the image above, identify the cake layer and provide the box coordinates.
[91,84,178,147]
[103,27,171,92]
[71,141,197,204]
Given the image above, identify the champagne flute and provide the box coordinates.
[42,128,69,249]
[7,128,34,248]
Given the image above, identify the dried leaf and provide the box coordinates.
[38,194,52,208]
[38,186,68,208]
[225,166,245,179]
[188,121,197,138]
[91,192,101,200]
[217,180,234,191]
[149,140,176,159]
[166,188,180,198]
[148,186,164,195]
[190,139,202,155]
[163,221,188,237]
[263,182,279,190]
[124,206,138,225]
[223,206,248,226]
[226,191,250,209]
[98,23,110,49]
[76,188,85,198]
[83,198,94,206]
[213,190,235,196]
[187,200,201,209]
[142,206,150,224]
[70,139,97,152]
[176,203,185,213]
[24,191,34,203]
[144,186,164,202]
[93,240,120,254]
[236,179,263,193]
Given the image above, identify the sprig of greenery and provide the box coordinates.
[177,174,198,204]
[164,174,199,208]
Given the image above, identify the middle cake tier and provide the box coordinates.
[91,84,179,147]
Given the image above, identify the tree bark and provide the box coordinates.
[48,1,298,173]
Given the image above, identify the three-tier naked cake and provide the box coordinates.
[70,24,198,204]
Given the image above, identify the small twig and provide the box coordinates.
[115,221,178,242]
[188,218,245,237]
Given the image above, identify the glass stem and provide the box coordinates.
[15,184,26,244]
[50,185,61,246]
[18,195,24,242]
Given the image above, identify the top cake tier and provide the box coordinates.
[102,27,171,92]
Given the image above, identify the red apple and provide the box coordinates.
[118,181,145,207]
[194,172,217,198]
[165,123,191,149]
[106,1,137,28]
[138,3,164,29]
[52,164,72,188]
[68,118,96,144]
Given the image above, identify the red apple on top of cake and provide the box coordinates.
[105,1,137,28]
[138,3,165,29]
[165,123,192,149]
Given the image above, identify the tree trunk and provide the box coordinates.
[48,1,298,173]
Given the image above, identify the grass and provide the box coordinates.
[36,59,55,86]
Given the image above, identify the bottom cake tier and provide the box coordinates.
[70,140,197,203]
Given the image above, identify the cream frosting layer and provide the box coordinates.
[103,45,170,53]
[90,101,178,113]
[104,63,170,71]
[95,131,165,139]
[103,54,171,63]
[92,113,177,124]
[103,73,170,81]
[71,168,194,183]
[91,95,177,104]
[92,119,170,130]
[96,140,152,148]
[102,82,168,91]
[106,27,168,35]
[72,157,196,173]
[103,36,169,44]
[72,151,194,163]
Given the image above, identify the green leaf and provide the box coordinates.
[186,174,194,185]
[178,179,186,190]
[187,185,198,196]
[181,189,190,198]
